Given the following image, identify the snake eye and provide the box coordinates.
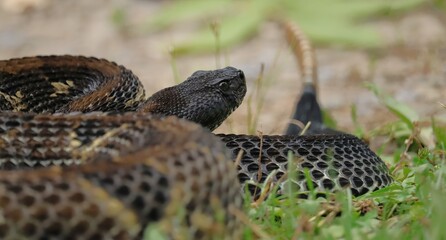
[218,81,230,91]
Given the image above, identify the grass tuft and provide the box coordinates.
[240,85,446,239]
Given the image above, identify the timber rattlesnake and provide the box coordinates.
[0,23,392,240]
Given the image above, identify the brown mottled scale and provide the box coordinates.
[0,113,242,239]
[0,55,392,239]
[0,56,146,113]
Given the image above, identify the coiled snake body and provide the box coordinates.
[0,55,392,239]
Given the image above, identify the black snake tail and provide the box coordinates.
[282,21,338,135]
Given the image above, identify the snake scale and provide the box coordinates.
[0,25,392,240]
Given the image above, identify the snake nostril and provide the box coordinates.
[238,70,245,80]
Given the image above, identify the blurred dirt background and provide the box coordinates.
[0,0,445,138]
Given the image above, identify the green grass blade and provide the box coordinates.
[366,83,419,129]
[432,118,446,149]
[145,0,425,54]
[171,1,271,54]
[147,0,231,30]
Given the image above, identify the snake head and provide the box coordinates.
[141,66,246,131]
